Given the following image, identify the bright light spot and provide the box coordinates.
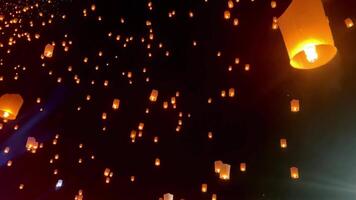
[55,179,63,190]
[303,44,318,63]
[3,111,10,118]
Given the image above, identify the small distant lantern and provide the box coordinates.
[104,168,111,177]
[208,131,213,139]
[138,122,144,130]
[44,44,54,58]
[130,175,135,182]
[155,158,160,166]
[163,101,169,109]
[280,138,287,148]
[290,99,300,112]
[228,88,235,97]
[345,18,354,28]
[240,162,246,172]
[219,164,231,180]
[214,160,223,173]
[221,90,226,98]
[112,98,120,110]
[271,1,277,8]
[224,10,231,20]
[0,93,24,120]
[290,167,299,179]
[212,193,217,200]
[149,89,159,102]
[101,112,107,120]
[163,193,174,200]
[201,183,208,193]
[278,0,337,69]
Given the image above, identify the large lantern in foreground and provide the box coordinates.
[0,94,24,120]
[278,0,337,69]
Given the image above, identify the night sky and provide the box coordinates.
[0,0,356,199]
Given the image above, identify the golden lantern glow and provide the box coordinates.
[240,162,246,172]
[345,18,354,28]
[104,168,111,177]
[278,0,337,69]
[290,167,299,179]
[219,164,231,180]
[44,43,54,58]
[228,88,235,97]
[224,11,231,20]
[290,99,300,112]
[0,93,24,120]
[214,160,223,173]
[163,101,169,109]
[163,193,174,200]
[201,183,208,193]
[149,89,158,102]
[155,158,160,166]
[212,193,217,200]
[280,138,287,148]
[271,1,277,8]
[112,98,120,110]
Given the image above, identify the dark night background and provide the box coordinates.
[0,0,356,199]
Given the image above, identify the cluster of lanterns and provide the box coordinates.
[1,0,354,198]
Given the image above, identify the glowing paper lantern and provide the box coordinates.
[228,88,235,97]
[280,138,287,148]
[290,167,299,179]
[201,183,208,193]
[0,93,24,120]
[163,193,174,200]
[44,44,54,58]
[112,98,120,110]
[278,0,337,69]
[345,18,354,28]
[240,162,246,172]
[214,160,223,173]
[290,99,300,112]
[219,164,231,180]
[212,193,217,200]
[149,89,159,102]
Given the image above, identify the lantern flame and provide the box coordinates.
[303,44,318,63]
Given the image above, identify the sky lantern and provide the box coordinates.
[0,93,24,120]
[240,162,246,172]
[219,164,231,180]
[278,0,337,69]
[344,18,354,28]
[280,138,287,148]
[290,99,300,112]
[44,43,54,58]
[149,89,158,102]
[290,167,299,179]
[112,98,120,110]
[228,88,235,97]
[201,183,208,193]
[163,193,174,200]
[214,160,223,173]
[155,158,160,166]
[212,194,217,200]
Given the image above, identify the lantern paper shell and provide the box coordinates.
[163,193,174,200]
[44,44,55,58]
[290,99,300,112]
[214,160,223,173]
[219,164,231,180]
[345,18,354,28]
[280,138,287,148]
[149,89,159,102]
[278,0,337,69]
[112,99,120,110]
[201,183,208,193]
[290,167,299,179]
[0,94,24,120]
